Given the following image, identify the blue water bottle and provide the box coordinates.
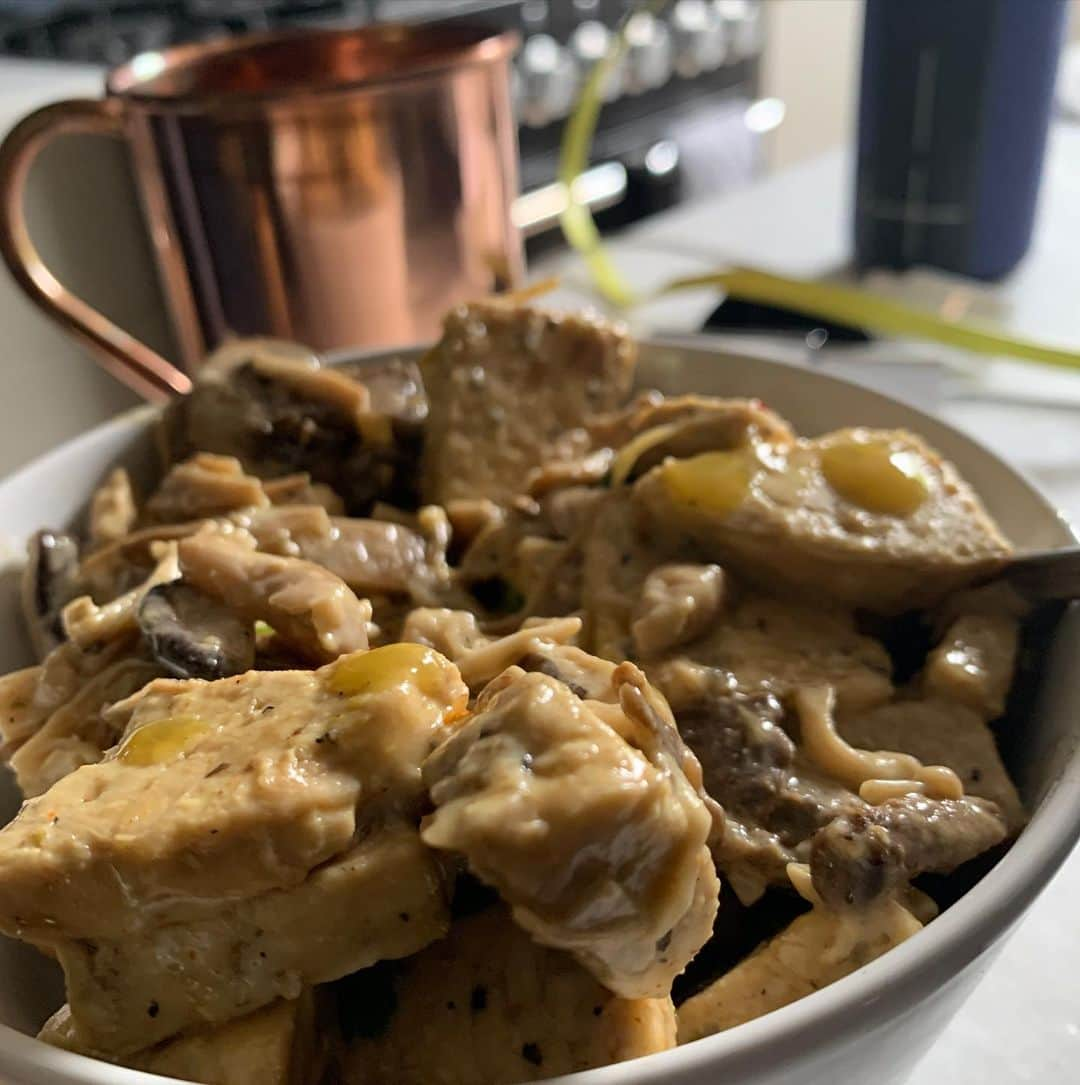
[854,0,1067,280]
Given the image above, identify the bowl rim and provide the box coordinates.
[0,338,1076,1085]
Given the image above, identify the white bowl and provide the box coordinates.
[0,340,1077,1085]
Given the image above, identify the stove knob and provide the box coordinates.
[716,0,764,60]
[671,0,728,77]
[518,34,580,127]
[624,11,673,95]
[569,19,624,102]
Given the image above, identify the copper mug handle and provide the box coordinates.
[0,98,191,402]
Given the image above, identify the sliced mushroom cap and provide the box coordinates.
[160,352,424,516]
[137,581,256,681]
[21,530,81,659]
[603,400,797,491]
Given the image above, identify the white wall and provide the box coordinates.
[759,0,864,171]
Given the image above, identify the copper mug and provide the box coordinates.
[0,23,522,401]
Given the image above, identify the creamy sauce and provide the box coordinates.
[454,615,582,689]
[610,423,680,486]
[795,685,963,800]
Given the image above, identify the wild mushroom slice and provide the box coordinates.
[137,582,256,681]
[21,529,81,659]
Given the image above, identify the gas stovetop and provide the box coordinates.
[0,1,767,238]
[0,2,523,64]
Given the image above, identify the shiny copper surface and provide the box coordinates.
[0,24,522,399]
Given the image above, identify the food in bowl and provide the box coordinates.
[0,299,1033,1084]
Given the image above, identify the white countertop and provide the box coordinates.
[535,127,1080,1085]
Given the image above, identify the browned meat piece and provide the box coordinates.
[675,686,862,902]
[678,690,796,822]
[420,300,636,505]
[342,906,675,1085]
[143,453,269,525]
[422,662,719,999]
[87,467,137,548]
[809,795,1008,909]
[838,697,1026,831]
[21,528,81,658]
[161,349,422,515]
[633,427,1011,613]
